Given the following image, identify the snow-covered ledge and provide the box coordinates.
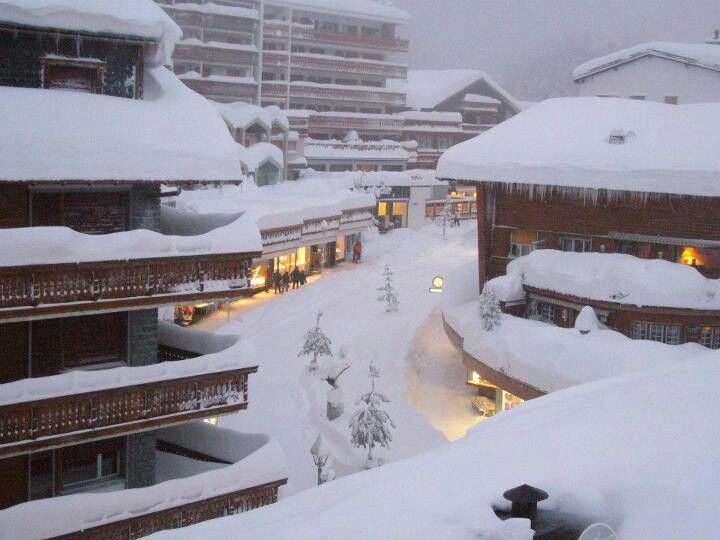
[0,422,287,540]
[443,300,717,394]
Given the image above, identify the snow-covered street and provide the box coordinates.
[201,222,481,494]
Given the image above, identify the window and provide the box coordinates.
[633,322,682,345]
[42,58,105,94]
[629,95,646,100]
[437,135,453,150]
[509,243,533,258]
[60,438,124,493]
[664,96,678,105]
[540,303,555,323]
[701,327,720,349]
[561,237,592,253]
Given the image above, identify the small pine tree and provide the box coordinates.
[377,265,399,312]
[479,288,502,331]
[349,363,396,467]
[298,311,333,372]
[440,198,454,239]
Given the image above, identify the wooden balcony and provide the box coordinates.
[0,254,258,322]
[263,51,407,78]
[0,366,256,458]
[64,479,286,539]
[308,113,404,133]
[174,42,257,66]
[262,81,405,106]
[181,77,258,101]
[263,21,409,52]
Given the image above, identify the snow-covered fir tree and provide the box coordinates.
[348,362,396,467]
[439,198,455,239]
[377,265,399,312]
[479,288,502,331]
[298,311,333,372]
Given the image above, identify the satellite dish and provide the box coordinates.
[578,523,618,540]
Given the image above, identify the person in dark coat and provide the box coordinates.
[299,269,307,285]
[291,267,300,289]
[272,270,282,294]
[352,240,363,263]
[282,271,290,293]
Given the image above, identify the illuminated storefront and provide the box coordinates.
[467,369,524,417]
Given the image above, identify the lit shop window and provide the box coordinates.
[633,322,681,345]
[560,237,591,253]
[700,327,720,349]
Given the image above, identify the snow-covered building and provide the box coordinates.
[437,97,720,411]
[157,0,263,104]
[303,136,416,173]
[390,70,522,169]
[0,3,287,536]
[573,42,720,104]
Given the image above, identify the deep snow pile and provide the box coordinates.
[183,222,482,494]
[444,300,717,393]
[504,249,720,310]
[152,355,720,540]
[0,0,181,66]
[436,97,720,197]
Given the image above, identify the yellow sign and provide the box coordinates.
[430,276,444,293]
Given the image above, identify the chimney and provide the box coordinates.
[503,484,549,529]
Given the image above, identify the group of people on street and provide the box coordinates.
[271,267,307,294]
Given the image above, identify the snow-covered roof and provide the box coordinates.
[214,101,289,132]
[303,139,410,162]
[573,42,720,81]
[506,250,720,311]
[436,97,720,198]
[268,0,410,23]
[238,142,285,172]
[148,351,720,540]
[390,69,521,112]
[0,0,181,66]
[0,67,242,183]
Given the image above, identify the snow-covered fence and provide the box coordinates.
[0,366,255,457]
[261,225,303,246]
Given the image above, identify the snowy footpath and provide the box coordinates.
[199,222,482,495]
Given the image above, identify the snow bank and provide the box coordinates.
[0,336,257,406]
[149,356,720,540]
[573,42,720,80]
[0,423,285,540]
[444,300,716,392]
[436,97,720,198]
[0,0,181,66]
[484,274,524,303]
[506,250,720,310]
[0,67,241,182]
[389,69,520,112]
[158,320,238,355]
[0,212,261,267]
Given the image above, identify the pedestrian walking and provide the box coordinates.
[273,270,281,294]
[282,271,290,293]
[299,269,307,285]
[352,240,363,263]
[291,267,300,289]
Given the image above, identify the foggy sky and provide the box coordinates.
[392,0,720,100]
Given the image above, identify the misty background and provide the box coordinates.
[392,0,720,100]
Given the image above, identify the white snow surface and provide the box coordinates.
[151,355,720,540]
[238,142,285,172]
[0,422,285,540]
[390,69,520,112]
[444,300,716,393]
[214,101,289,132]
[0,67,242,182]
[0,212,261,268]
[573,41,720,80]
[436,97,720,197]
[506,250,720,310]
[0,0,181,66]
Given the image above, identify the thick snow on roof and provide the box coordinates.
[436,97,720,197]
[391,69,520,112]
[304,139,410,161]
[214,101,289,132]
[446,300,716,393]
[505,250,720,310]
[151,353,720,540]
[0,67,242,182]
[0,213,261,268]
[573,42,720,80]
[238,142,285,172]
[0,0,181,66]
[270,0,410,23]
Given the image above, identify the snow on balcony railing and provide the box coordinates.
[263,51,407,78]
[0,422,287,540]
[303,217,341,236]
[262,81,406,106]
[309,111,404,132]
[340,208,374,226]
[0,350,258,456]
[263,20,408,51]
[261,226,304,246]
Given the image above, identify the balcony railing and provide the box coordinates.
[0,254,257,321]
[262,81,405,106]
[263,20,409,52]
[174,42,257,66]
[181,77,258,100]
[263,51,407,78]
[0,366,255,457]
[308,113,404,132]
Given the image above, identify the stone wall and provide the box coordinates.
[126,432,156,489]
[128,309,159,367]
[130,184,162,232]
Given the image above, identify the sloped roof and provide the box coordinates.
[390,69,521,112]
[436,97,720,198]
[0,0,181,66]
[573,42,720,81]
